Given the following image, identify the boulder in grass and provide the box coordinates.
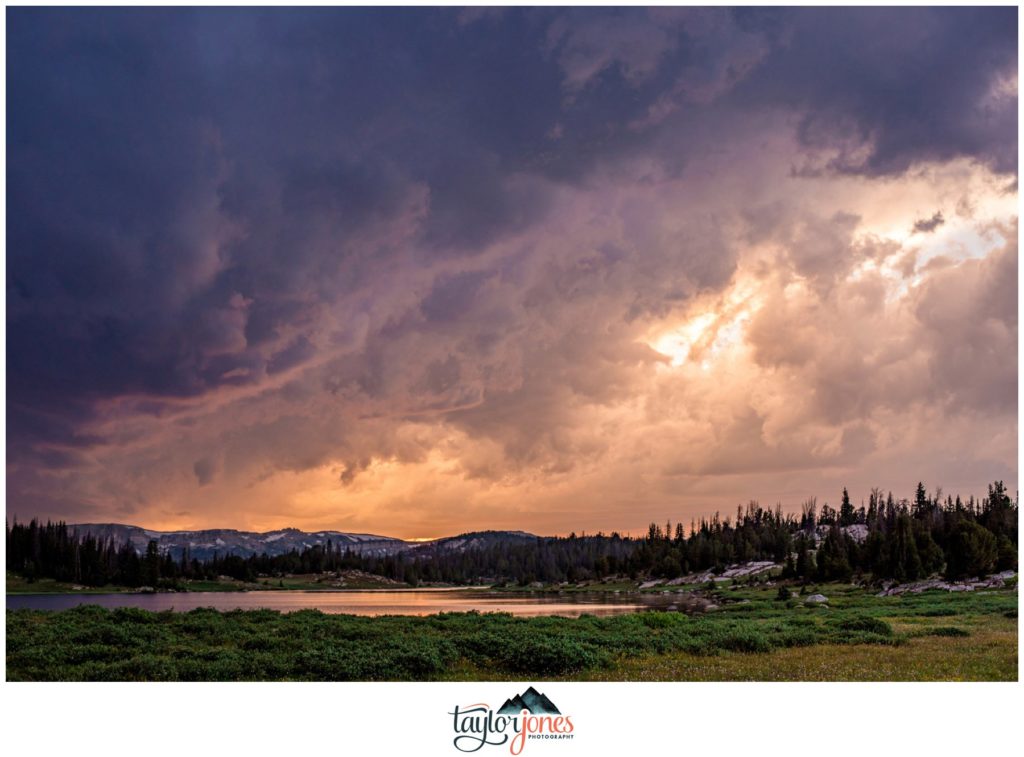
[805,593,829,604]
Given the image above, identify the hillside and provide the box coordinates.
[67,523,538,561]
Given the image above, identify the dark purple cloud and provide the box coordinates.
[733,7,1017,176]
[913,212,946,234]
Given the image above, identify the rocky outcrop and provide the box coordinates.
[662,560,779,586]
[801,523,870,545]
[876,570,1016,596]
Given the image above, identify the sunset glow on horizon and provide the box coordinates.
[6,7,1018,539]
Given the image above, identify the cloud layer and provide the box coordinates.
[6,7,1017,536]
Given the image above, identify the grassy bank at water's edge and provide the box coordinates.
[5,570,416,594]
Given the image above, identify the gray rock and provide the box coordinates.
[876,572,1017,596]
[805,594,829,604]
[720,560,776,578]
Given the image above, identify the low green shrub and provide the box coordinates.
[926,626,970,638]
[833,616,893,636]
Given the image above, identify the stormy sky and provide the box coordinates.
[6,7,1018,537]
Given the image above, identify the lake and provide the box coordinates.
[6,589,682,616]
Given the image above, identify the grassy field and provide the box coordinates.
[5,570,413,594]
[253,572,412,591]
[6,571,256,594]
[6,572,139,594]
[6,581,1016,681]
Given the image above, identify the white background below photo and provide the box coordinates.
[1,682,1023,755]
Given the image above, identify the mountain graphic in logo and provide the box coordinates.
[496,686,561,715]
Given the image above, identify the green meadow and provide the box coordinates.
[6,582,1016,681]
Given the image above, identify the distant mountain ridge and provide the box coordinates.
[68,523,538,561]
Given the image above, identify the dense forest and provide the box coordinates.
[6,482,1017,588]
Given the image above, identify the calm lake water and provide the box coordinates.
[7,589,680,617]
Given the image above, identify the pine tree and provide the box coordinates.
[913,482,929,519]
[839,488,855,527]
[888,514,922,581]
[142,539,161,587]
[944,520,997,579]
